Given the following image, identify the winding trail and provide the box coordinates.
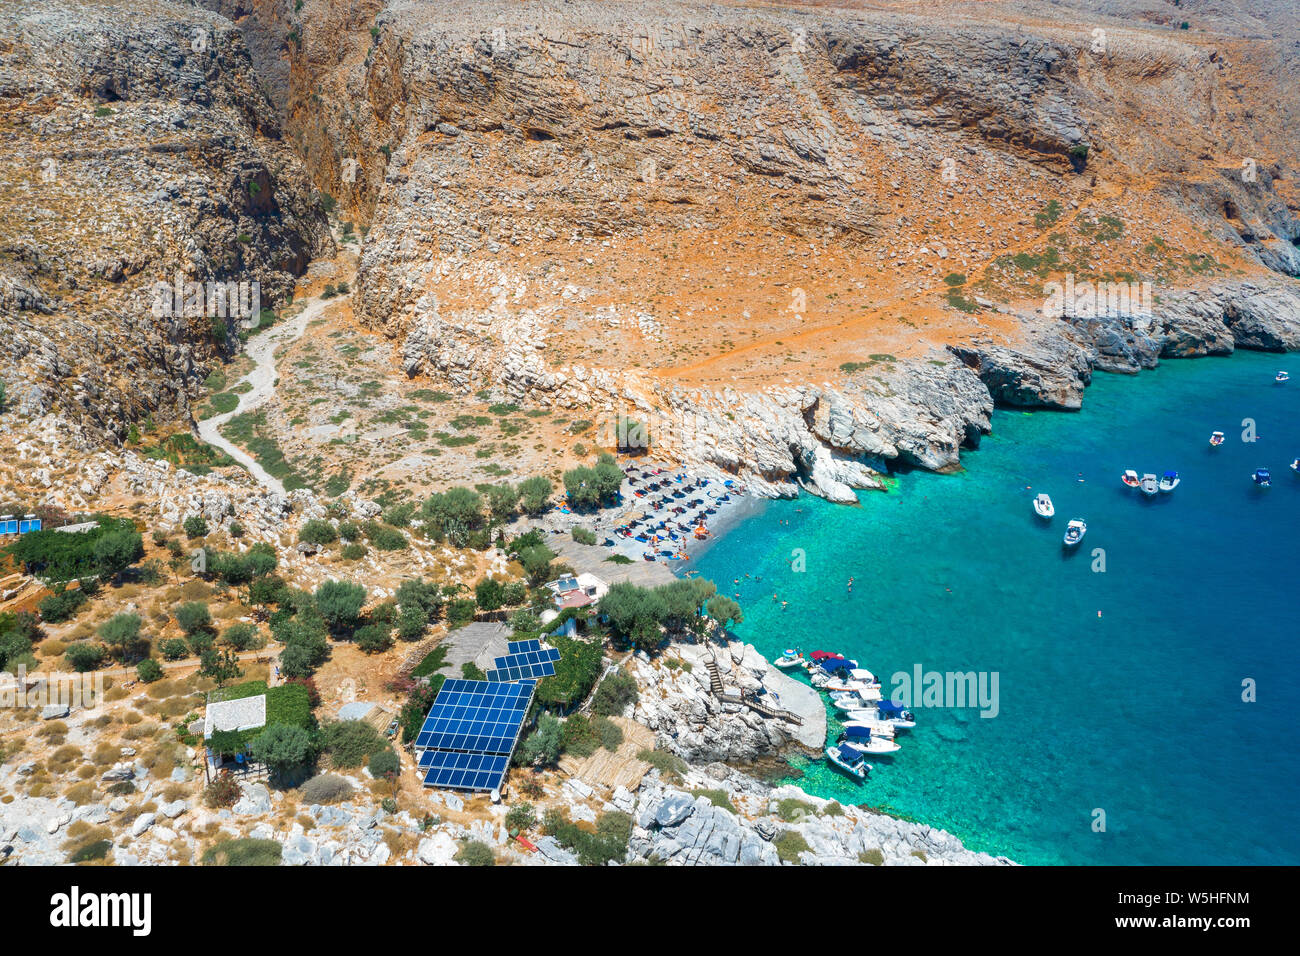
[197,293,342,495]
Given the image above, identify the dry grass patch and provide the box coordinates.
[64,781,98,805]
[162,783,190,802]
[147,679,178,700]
[49,745,82,771]
[383,828,419,857]
[36,721,68,739]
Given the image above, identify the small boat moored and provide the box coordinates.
[1139,473,1159,496]
[1277,371,1290,383]
[1159,471,1180,493]
[1253,468,1272,488]
[1063,518,1087,547]
[1033,493,1055,519]
[1291,459,1299,474]
[875,699,917,729]
[826,743,871,780]
[1209,431,1225,448]
[839,724,901,755]
[773,650,803,669]
[1121,469,1140,488]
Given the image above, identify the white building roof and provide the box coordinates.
[203,694,266,739]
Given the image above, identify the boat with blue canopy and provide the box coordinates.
[826,743,871,780]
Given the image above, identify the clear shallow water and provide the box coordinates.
[692,351,1300,865]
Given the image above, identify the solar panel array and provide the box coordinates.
[486,644,560,683]
[418,750,510,792]
[507,639,542,654]
[415,678,536,792]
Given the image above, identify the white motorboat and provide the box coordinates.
[1291,458,1299,474]
[826,744,871,780]
[1139,473,1159,496]
[814,668,879,693]
[827,683,883,702]
[838,725,901,755]
[1209,431,1225,448]
[1277,371,1290,383]
[841,711,899,736]
[830,689,885,711]
[773,649,803,669]
[875,699,917,729]
[1033,493,1054,519]
[1158,471,1180,493]
[1121,469,1140,488]
[1063,518,1086,547]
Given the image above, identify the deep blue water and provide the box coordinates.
[692,351,1300,865]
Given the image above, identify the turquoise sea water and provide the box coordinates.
[691,350,1300,865]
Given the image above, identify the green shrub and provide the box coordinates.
[68,839,112,864]
[691,788,736,812]
[591,670,639,717]
[571,527,597,545]
[321,720,387,768]
[505,803,536,833]
[341,543,367,561]
[776,798,817,822]
[175,601,211,636]
[39,588,88,623]
[160,638,190,661]
[314,580,367,634]
[183,515,209,539]
[136,658,164,682]
[774,830,810,864]
[515,714,563,767]
[550,810,630,866]
[596,716,623,751]
[65,642,107,672]
[368,748,399,777]
[454,841,495,866]
[354,623,393,654]
[446,598,477,629]
[363,522,407,551]
[561,715,601,757]
[637,748,687,781]
[202,838,282,866]
[221,622,261,651]
[298,519,338,546]
[859,847,885,865]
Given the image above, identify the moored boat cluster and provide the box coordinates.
[773,650,916,782]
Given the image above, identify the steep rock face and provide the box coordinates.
[952,277,1300,410]
[0,0,332,439]
[253,0,1300,498]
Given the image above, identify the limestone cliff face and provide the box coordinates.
[244,0,1300,497]
[0,0,331,440]
[5,0,1300,497]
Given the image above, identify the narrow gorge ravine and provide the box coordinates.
[196,290,349,495]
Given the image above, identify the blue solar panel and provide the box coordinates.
[486,646,559,682]
[507,638,543,654]
[414,679,535,754]
[420,751,510,792]
[485,661,556,682]
[491,647,560,670]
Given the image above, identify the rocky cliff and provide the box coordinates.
[230,0,1300,499]
[0,0,331,441]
